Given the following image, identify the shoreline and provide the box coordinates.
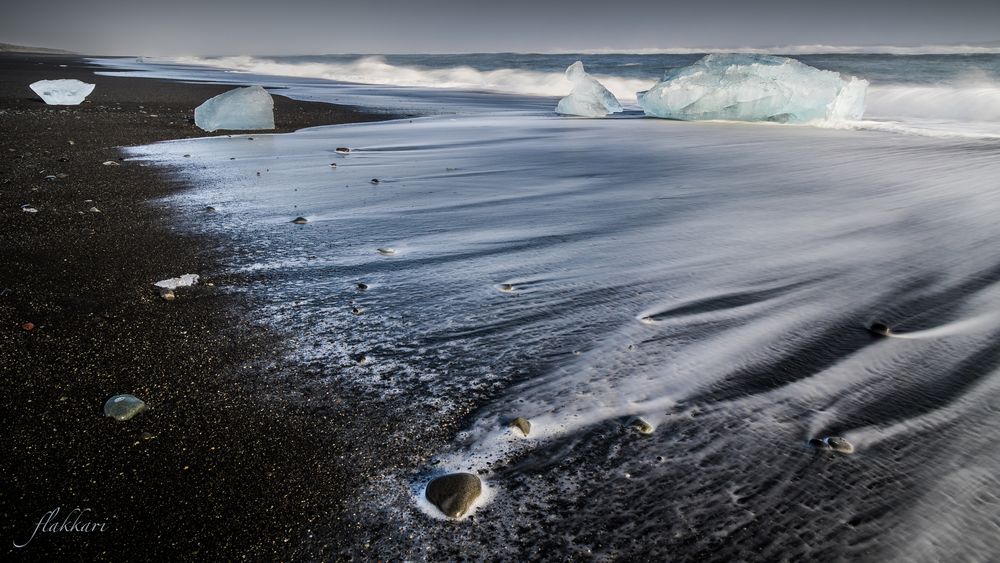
[1,53,397,559]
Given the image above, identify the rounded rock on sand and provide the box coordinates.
[104,394,147,421]
[291,216,308,225]
[356,282,369,291]
[868,322,892,336]
[159,288,176,301]
[825,436,855,454]
[807,437,830,450]
[630,417,654,435]
[509,416,532,437]
[425,473,482,519]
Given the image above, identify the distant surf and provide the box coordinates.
[161,52,1000,138]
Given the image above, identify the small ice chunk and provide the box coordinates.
[29,79,95,105]
[104,394,146,421]
[637,54,868,123]
[556,61,623,118]
[194,86,275,132]
[153,274,200,290]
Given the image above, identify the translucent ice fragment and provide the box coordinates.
[556,61,623,118]
[637,54,867,123]
[153,274,200,290]
[194,86,275,132]
[29,79,95,105]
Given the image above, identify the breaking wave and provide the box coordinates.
[167,55,1000,137]
[169,55,652,102]
[567,44,1000,55]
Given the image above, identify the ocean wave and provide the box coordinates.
[168,55,1000,137]
[169,55,652,102]
[564,44,1000,55]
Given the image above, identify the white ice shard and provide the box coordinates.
[556,61,623,118]
[637,54,868,123]
[153,274,200,290]
[29,79,95,105]
[194,86,275,132]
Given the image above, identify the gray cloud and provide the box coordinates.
[2,0,999,55]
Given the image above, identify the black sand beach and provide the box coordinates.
[0,53,395,560]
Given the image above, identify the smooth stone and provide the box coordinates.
[356,283,369,291]
[630,417,654,435]
[868,322,892,336]
[104,394,146,421]
[291,217,308,224]
[825,436,855,454]
[425,473,482,519]
[377,248,396,256]
[807,437,830,450]
[510,416,531,437]
[335,147,350,154]
[159,288,176,301]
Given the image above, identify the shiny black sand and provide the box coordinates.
[0,54,399,560]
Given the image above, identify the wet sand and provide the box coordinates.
[0,53,398,559]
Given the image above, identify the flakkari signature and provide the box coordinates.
[13,507,108,548]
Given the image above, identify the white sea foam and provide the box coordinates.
[564,44,1000,55]
[168,54,652,102]
[163,54,1000,137]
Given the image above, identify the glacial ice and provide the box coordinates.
[194,86,275,132]
[556,61,623,118]
[153,274,199,289]
[637,54,868,123]
[29,79,95,105]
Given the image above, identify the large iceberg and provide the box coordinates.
[637,54,868,123]
[194,85,275,132]
[556,61,623,118]
[29,79,95,105]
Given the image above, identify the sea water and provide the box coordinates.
[97,52,1000,559]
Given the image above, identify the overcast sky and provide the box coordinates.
[3,0,999,55]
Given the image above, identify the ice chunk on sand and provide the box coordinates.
[29,79,95,105]
[194,86,275,132]
[556,61,623,118]
[637,54,868,123]
[153,274,199,290]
